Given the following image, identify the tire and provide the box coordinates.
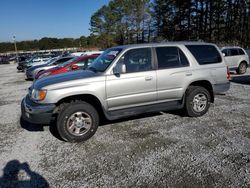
[236,62,247,74]
[56,101,99,142]
[184,86,211,117]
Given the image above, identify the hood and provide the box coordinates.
[34,70,98,89]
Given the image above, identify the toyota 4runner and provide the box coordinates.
[21,42,230,142]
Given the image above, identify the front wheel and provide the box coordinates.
[57,101,99,142]
[236,62,247,74]
[184,86,211,117]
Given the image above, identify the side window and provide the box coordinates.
[186,45,222,65]
[179,49,189,66]
[54,58,70,65]
[76,60,87,68]
[230,49,239,56]
[156,47,189,69]
[118,48,152,73]
[87,58,95,67]
[238,49,245,55]
[222,49,229,56]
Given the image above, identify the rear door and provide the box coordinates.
[226,49,239,68]
[106,48,157,111]
[155,46,191,101]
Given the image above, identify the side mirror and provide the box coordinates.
[71,64,79,70]
[113,63,126,76]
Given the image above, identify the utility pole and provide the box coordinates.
[13,35,19,63]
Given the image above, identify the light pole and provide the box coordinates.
[13,35,19,63]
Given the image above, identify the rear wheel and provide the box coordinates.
[57,101,99,142]
[184,86,211,117]
[236,62,247,74]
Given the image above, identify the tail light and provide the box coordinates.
[227,66,231,80]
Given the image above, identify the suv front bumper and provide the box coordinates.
[21,95,56,124]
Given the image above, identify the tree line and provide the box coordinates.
[0,36,101,53]
[90,0,250,48]
[1,0,249,53]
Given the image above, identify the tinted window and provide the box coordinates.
[60,56,79,67]
[54,57,71,65]
[238,49,245,55]
[186,45,222,65]
[222,49,229,56]
[87,58,95,66]
[75,58,95,69]
[76,60,87,68]
[230,49,239,56]
[156,47,189,69]
[118,48,152,73]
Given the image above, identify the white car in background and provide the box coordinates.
[221,47,249,74]
[71,51,103,57]
[30,57,52,67]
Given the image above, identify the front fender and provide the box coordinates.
[39,81,107,110]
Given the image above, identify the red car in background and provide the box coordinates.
[35,54,100,79]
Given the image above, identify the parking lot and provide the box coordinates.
[0,64,249,187]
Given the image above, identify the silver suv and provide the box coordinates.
[21,42,230,142]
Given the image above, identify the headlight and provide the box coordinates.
[31,89,47,101]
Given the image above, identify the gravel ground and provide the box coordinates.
[0,64,249,188]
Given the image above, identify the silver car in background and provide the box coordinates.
[25,56,75,80]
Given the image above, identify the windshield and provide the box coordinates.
[59,56,79,67]
[46,57,57,65]
[88,48,122,72]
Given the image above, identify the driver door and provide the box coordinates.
[106,48,157,111]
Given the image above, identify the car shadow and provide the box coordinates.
[231,75,250,85]
[101,109,186,126]
[101,112,163,126]
[25,78,33,81]
[20,110,185,141]
[0,160,49,187]
[19,117,64,141]
[20,117,45,132]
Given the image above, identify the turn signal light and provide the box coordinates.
[39,90,47,100]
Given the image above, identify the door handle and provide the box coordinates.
[145,76,153,81]
[185,72,192,76]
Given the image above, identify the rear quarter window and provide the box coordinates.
[230,49,239,56]
[238,49,245,55]
[186,45,222,65]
